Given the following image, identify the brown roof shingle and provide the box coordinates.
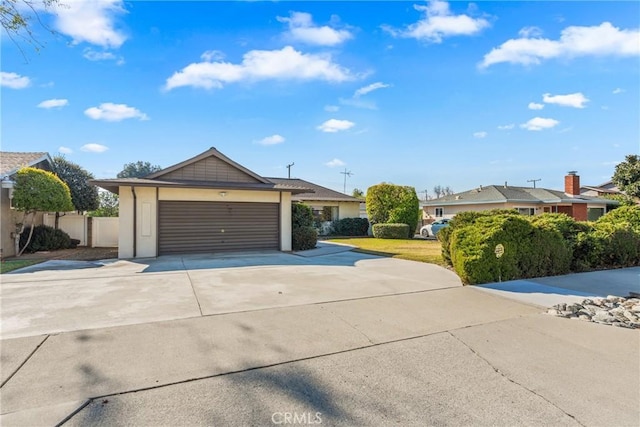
[0,152,52,178]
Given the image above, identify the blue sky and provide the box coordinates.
[2,0,639,198]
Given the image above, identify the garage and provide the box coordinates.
[158,200,279,255]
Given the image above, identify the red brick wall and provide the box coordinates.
[557,206,573,217]
[572,204,587,221]
[564,174,580,195]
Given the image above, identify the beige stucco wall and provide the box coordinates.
[119,186,292,258]
[280,192,292,251]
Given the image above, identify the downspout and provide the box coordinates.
[131,187,137,258]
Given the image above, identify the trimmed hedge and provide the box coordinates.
[19,225,75,253]
[331,218,369,236]
[445,206,640,285]
[450,215,571,285]
[372,223,409,239]
[366,183,420,238]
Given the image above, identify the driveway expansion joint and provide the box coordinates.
[1,335,50,389]
[182,257,204,317]
[447,330,586,427]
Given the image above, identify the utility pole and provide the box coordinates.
[286,162,294,179]
[422,189,429,201]
[340,168,353,194]
[527,178,541,188]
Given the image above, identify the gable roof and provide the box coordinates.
[147,147,271,184]
[267,177,361,202]
[0,152,52,179]
[423,184,613,206]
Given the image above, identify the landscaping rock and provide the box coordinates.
[547,297,640,329]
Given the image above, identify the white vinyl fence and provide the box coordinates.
[43,213,118,247]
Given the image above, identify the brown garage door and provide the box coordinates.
[158,201,279,255]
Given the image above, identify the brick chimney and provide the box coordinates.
[564,171,580,195]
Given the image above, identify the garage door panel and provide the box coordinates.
[158,201,279,255]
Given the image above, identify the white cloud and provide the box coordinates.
[473,131,488,138]
[277,11,352,46]
[497,124,515,130]
[81,143,109,153]
[325,158,346,167]
[528,102,544,110]
[481,22,640,68]
[83,48,124,64]
[165,46,356,91]
[354,82,390,98]
[84,103,149,122]
[1,71,31,89]
[58,146,73,154]
[543,92,589,108]
[256,134,285,146]
[53,0,127,48]
[383,0,490,43]
[324,105,340,112]
[612,88,625,94]
[520,117,560,131]
[317,119,355,133]
[201,50,225,62]
[518,26,543,38]
[37,98,69,109]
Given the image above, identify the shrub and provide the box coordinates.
[292,203,314,228]
[366,183,419,238]
[331,218,369,236]
[372,223,409,239]
[596,205,640,233]
[291,203,317,250]
[440,209,520,267]
[449,215,571,285]
[18,225,73,253]
[292,226,318,251]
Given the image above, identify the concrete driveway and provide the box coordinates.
[1,247,638,426]
[1,247,462,339]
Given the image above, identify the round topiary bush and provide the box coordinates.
[292,226,318,251]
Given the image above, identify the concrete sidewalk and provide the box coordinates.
[2,285,638,426]
[476,267,640,307]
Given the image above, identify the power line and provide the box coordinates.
[340,168,353,194]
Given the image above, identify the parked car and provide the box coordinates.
[420,218,451,237]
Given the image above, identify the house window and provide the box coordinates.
[587,207,605,221]
[435,207,443,218]
[542,206,558,213]
[516,207,535,216]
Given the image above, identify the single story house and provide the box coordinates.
[422,172,616,222]
[92,148,311,258]
[266,177,363,223]
[1,151,53,258]
[580,180,621,197]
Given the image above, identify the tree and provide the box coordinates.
[52,156,99,227]
[366,183,420,238]
[352,188,365,199]
[1,0,59,55]
[612,154,640,198]
[88,191,119,217]
[117,161,162,178]
[12,167,73,256]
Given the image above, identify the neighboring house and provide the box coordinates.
[266,177,362,223]
[0,152,53,258]
[423,172,616,222]
[91,148,311,258]
[580,180,621,197]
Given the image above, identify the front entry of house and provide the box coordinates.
[158,201,279,255]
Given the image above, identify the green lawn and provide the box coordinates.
[0,259,42,274]
[326,237,444,265]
